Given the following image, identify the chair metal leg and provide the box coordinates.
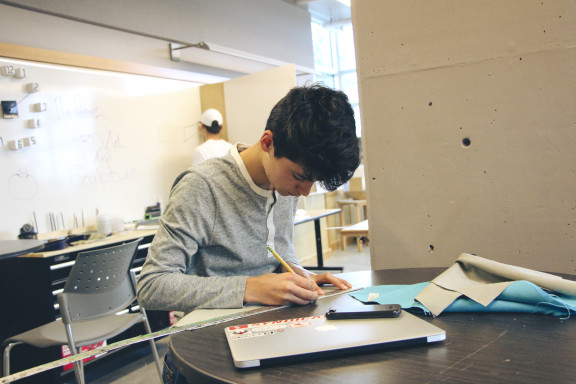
[3,341,24,376]
[68,343,85,384]
[64,322,85,384]
[72,360,85,384]
[140,309,163,382]
[148,339,163,382]
[132,269,164,383]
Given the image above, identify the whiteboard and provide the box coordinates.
[0,58,202,239]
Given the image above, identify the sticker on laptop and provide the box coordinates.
[226,315,323,340]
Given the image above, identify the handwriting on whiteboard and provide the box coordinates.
[68,128,136,187]
[55,96,99,120]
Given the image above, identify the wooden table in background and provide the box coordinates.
[336,199,367,225]
[340,219,369,252]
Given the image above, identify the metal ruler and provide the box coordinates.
[0,287,362,383]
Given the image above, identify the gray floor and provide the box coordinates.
[64,243,371,384]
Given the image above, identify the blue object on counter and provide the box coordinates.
[350,281,576,318]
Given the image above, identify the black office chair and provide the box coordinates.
[2,238,163,384]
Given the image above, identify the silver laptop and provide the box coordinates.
[224,310,446,368]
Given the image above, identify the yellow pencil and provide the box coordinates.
[267,245,295,273]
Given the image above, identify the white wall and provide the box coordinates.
[225,65,296,144]
[352,0,576,274]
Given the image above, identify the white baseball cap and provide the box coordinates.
[200,108,223,127]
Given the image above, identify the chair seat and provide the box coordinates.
[4,313,143,349]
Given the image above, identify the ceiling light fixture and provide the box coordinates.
[169,42,318,76]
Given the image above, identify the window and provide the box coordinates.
[311,22,361,137]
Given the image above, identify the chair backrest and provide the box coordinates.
[58,238,142,324]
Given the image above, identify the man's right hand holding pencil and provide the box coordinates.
[244,261,351,306]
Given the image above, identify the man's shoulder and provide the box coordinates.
[178,156,237,183]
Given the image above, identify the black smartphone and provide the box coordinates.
[326,304,402,320]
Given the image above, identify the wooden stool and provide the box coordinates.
[336,199,367,249]
[340,220,369,252]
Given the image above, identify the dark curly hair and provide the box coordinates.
[266,84,360,191]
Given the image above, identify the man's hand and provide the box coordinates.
[244,273,320,306]
[244,263,352,306]
[288,262,352,295]
[309,272,352,294]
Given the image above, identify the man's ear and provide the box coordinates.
[260,130,273,152]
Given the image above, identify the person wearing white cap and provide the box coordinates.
[192,108,233,165]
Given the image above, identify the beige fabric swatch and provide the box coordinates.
[415,253,576,316]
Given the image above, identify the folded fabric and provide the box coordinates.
[351,254,576,317]
[417,253,576,316]
[350,281,576,317]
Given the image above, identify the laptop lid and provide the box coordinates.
[225,310,446,368]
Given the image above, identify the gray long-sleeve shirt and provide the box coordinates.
[137,144,299,313]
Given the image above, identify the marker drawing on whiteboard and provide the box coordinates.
[8,170,38,200]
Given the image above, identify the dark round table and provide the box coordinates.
[170,268,576,384]
[0,240,45,261]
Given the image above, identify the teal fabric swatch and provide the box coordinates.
[350,281,576,318]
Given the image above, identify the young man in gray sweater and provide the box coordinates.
[138,84,361,384]
[137,83,360,313]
